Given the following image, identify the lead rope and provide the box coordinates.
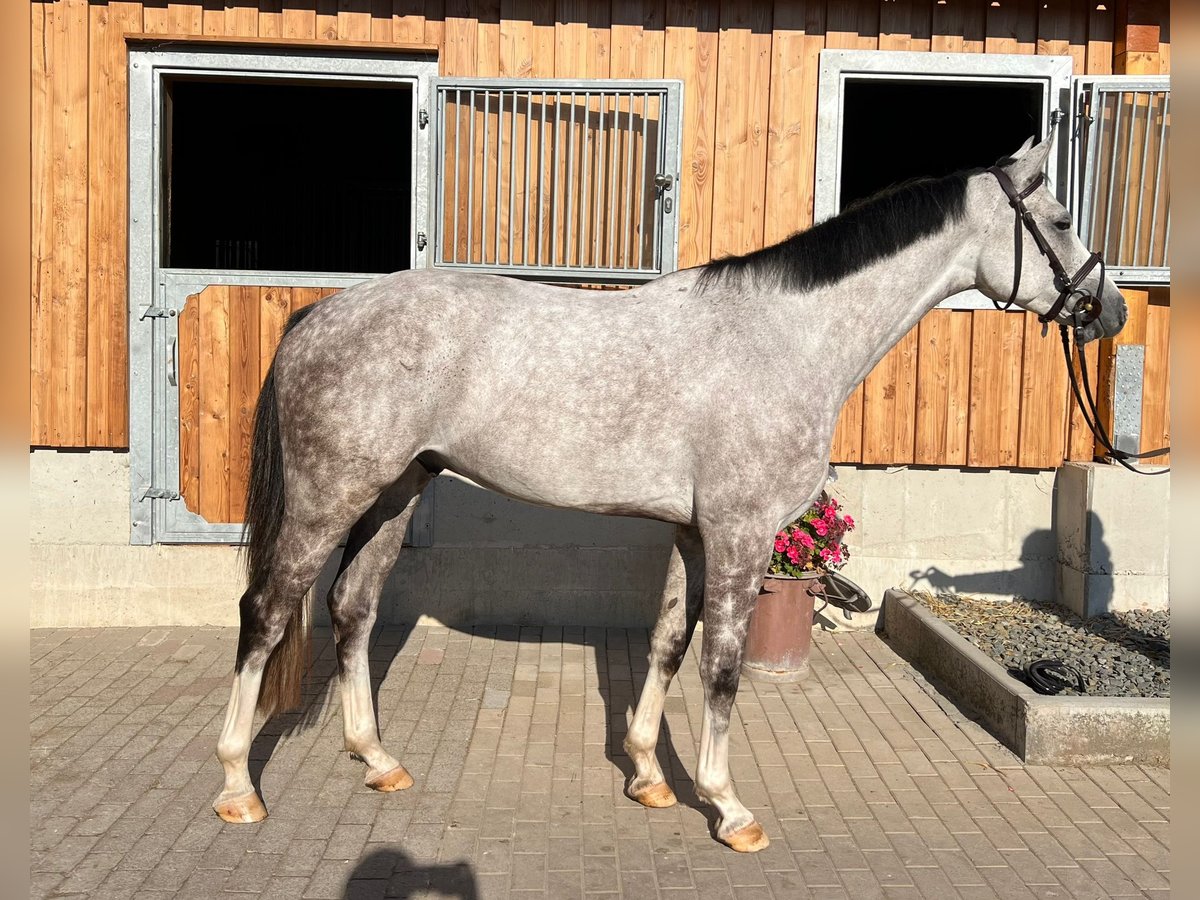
[1060,322,1170,475]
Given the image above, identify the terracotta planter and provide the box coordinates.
[741,574,822,683]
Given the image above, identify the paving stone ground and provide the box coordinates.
[30,624,1170,899]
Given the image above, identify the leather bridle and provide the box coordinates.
[987,165,1168,474]
[987,165,1105,328]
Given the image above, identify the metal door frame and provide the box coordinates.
[1071,74,1171,285]
[128,44,437,545]
[815,50,1075,311]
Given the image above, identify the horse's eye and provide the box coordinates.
[1054,218,1073,232]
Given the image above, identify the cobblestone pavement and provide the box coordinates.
[31,625,1170,899]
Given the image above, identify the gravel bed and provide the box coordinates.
[912,591,1169,698]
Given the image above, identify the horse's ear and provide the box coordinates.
[1001,134,1054,189]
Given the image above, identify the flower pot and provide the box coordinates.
[741,574,821,683]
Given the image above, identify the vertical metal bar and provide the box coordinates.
[508,90,517,265]
[466,89,476,264]
[637,90,649,270]
[1132,90,1155,267]
[652,93,663,271]
[1116,91,1140,266]
[1083,85,1105,250]
[551,93,561,268]
[1102,90,1125,259]
[593,93,605,268]
[494,91,502,266]
[566,92,577,269]
[608,95,620,268]
[537,92,548,266]
[481,90,490,264]
[524,90,533,265]
[580,92,591,267]
[436,87,445,264]
[452,89,461,264]
[621,92,634,269]
[1148,90,1169,267]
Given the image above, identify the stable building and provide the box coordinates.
[31,0,1170,627]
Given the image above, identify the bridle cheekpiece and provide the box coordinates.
[987,165,1105,331]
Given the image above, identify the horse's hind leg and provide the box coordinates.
[624,525,704,808]
[326,463,432,791]
[215,514,350,823]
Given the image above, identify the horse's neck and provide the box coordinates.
[782,223,979,403]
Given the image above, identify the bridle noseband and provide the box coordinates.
[987,165,1104,329]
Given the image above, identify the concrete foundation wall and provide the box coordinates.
[828,466,1058,604]
[31,450,1159,628]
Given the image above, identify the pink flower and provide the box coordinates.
[774,537,788,552]
[798,532,814,549]
[824,506,837,522]
[786,546,802,564]
[812,519,829,537]
[827,497,838,510]
[843,515,855,529]
[820,547,833,562]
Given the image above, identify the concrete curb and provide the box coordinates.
[878,588,1170,766]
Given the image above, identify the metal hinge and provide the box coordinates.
[141,487,181,501]
[1050,107,1066,129]
[416,231,428,251]
[140,306,177,320]
[418,109,429,129]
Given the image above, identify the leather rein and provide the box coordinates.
[987,166,1169,474]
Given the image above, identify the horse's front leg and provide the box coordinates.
[693,526,774,852]
[624,525,704,808]
[327,465,430,791]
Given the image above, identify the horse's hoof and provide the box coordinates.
[366,765,414,792]
[213,791,268,824]
[628,782,677,808]
[719,822,770,853]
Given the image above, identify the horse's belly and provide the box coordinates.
[433,454,695,525]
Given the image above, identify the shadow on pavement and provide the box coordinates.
[344,847,477,898]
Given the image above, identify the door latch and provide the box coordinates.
[418,109,429,129]
[140,487,181,501]
[416,232,428,251]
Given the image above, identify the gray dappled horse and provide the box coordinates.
[214,137,1126,851]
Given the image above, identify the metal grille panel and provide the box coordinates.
[1074,77,1170,282]
[434,79,681,282]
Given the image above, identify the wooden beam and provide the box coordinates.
[1114,0,1164,73]
[123,32,438,53]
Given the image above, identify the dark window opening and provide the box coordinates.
[839,79,1044,209]
[164,78,412,273]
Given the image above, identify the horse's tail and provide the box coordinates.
[239,305,320,716]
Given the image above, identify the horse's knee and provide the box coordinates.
[701,660,742,729]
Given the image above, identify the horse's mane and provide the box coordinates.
[696,168,981,293]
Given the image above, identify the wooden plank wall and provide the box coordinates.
[31,0,1172,473]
